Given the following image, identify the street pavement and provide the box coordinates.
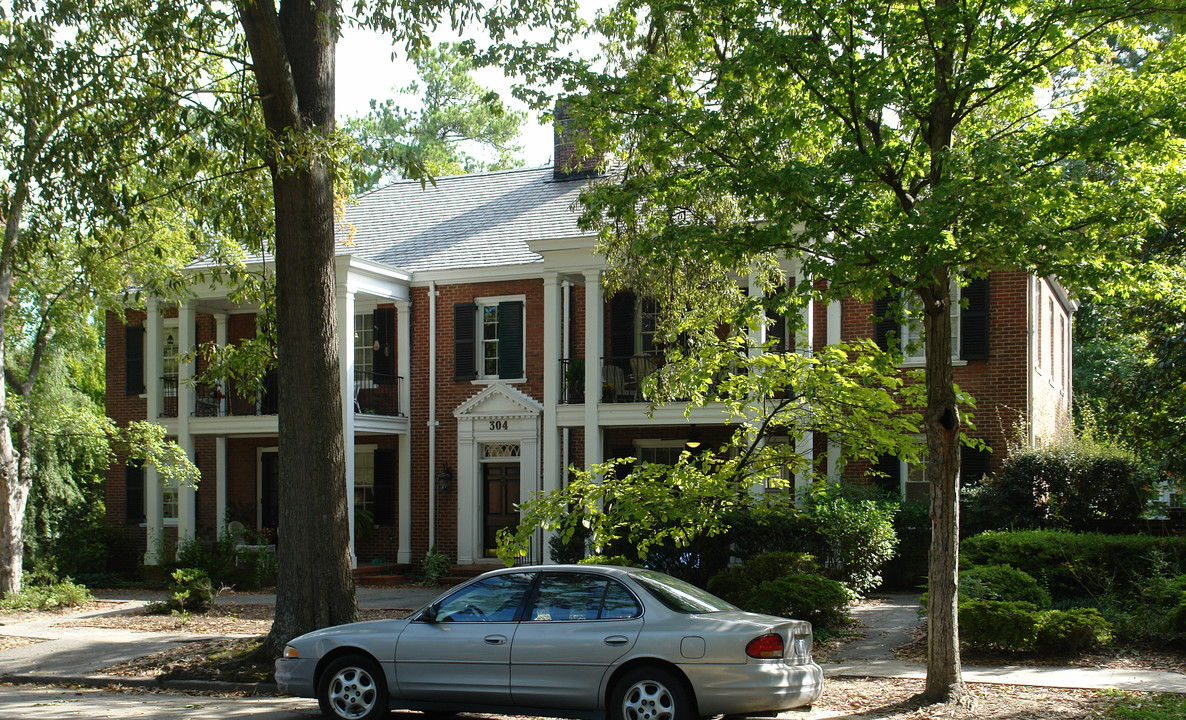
[1,587,1183,719]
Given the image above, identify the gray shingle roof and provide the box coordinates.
[341,166,591,273]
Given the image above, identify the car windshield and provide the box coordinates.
[630,570,738,613]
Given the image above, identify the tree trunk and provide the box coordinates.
[919,271,967,704]
[238,0,358,654]
[0,202,27,595]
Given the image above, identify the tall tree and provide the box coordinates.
[233,0,578,654]
[556,0,1185,703]
[0,0,212,595]
[344,43,526,190]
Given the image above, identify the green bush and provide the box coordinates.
[962,530,1186,599]
[747,573,849,632]
[170,533,276,591]
[579,555,638,567]
[960,564,1051,607]
[706,551,819,606]
[419,546,452,586]
[1034,607,1112,654]
[881,499,930,591]
[959,599,1039,651]
[962,427,1156,533]
[169,568,214,613]
[0,573,93,611]
[726,484,898,595]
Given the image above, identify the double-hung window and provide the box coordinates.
[875,277,990,362]
[454,297,525,381]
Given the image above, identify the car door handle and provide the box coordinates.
[604,635,630,646]
[485,634,508,645]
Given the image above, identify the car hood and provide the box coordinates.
[292,618,411,644]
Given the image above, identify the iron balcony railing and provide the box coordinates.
[354,370,404,417]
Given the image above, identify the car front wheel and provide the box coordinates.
[318,654,389,720]
[611,666,694,720]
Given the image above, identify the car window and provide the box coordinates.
[435,572,535,622]
[528,573,641,621]
[630,570,738,613]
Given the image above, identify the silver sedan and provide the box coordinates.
[276,564,824,720]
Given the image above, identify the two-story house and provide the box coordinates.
[104,127,1076,571]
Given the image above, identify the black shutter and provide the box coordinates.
[373,449,396,526]
[961,445,993,485]
[453,302,477,380]
[125,462,145,523]
[871,454,901,496]
[373,307,395,382]
[767,306,787,353]
[873,296,897,353]
[609,292,635,370]
[960,277,991,361]
[497,301,524,379]
[125,325,145,395]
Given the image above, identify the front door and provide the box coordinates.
[483,463,519,557]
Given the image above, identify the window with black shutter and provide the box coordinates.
[873,296,897,353]
[960,445,993,486]
[609,292,635,371]
[373,449,396,525]
[125,325,145,395]
[959,278,990,361]
[871,454,901,497]
[497,301,524,379]
[373,307,396,382]
[454,303,478,380]
[125,462,145,523]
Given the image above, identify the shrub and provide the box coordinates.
[960,564,1051,607]
[746,573,849,633]
[419,546,452,586]
[1034,607,1112,654]
[963,426,1156,533]
[881,499,930,591]
[170,533,276,591]
[962,530,1186,599]
[579,555,638,567]
[0,573,93,611]
[169,568,214,613]
[706,551,819,606]
[959,599,1039,651]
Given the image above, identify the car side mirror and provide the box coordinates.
[420,603,439,623]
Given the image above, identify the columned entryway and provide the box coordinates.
[453,384,543,565]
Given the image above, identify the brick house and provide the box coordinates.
[104,132,1076,570]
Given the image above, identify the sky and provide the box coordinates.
[335,5,612,169]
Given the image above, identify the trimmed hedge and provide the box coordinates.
[960,564,1052,607]
[960,599,1112,653]
[962,530,1186,598]
[748,574,850,630]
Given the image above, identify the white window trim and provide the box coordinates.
[354,444,378,515]
[898,280,961,364]
[474,294,527,383]
[162,318,180,398]
[354,311,375,376]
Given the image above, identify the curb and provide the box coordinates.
[0,673,280,695]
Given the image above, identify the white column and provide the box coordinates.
[396,301,411,417]
[794,269,813,491]
[397,298,412,564]
[215,314,228,537]
[177,301,196,548]
[338,287,358,568]
[746,273,768,496]
[456,420,476,565]
[583,269,603,472]
[541,276,562,563]
[826,298,842,480]
[144,301,164,565]
[542,276,561,492]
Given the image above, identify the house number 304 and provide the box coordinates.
[489,420,508,431]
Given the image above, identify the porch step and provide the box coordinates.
[352,562,491,588]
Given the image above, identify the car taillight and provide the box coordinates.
[745,633,784,659]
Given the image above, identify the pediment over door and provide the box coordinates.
[453,383,543,421]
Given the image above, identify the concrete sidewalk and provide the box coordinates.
[1,588,1184,695]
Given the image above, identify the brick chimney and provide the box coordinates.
[553,99,601,180]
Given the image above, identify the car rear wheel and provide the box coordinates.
[611,666,694,720]
[318,654,389,720]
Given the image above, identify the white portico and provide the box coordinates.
[453,383,544,565]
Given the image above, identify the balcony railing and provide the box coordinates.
[158,375,277,418]
[354,370,403,416]
[560,356,662,405]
